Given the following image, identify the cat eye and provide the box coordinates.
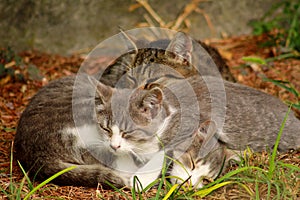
[121,132,127,138]
[103,127,111,133]
[99,124,111,135]
[121,130,134,138]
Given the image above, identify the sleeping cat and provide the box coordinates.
[170,120,239,188]
[14,74,168,188]
[99,31,235,89]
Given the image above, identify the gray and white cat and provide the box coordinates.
[14,74,168,188]
[14,31,300,190]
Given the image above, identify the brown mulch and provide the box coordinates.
[0,33,299,199]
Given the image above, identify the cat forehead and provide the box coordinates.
[109,89,132,108]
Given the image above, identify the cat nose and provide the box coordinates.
[110,144,120,151]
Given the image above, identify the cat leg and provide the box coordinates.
[53,162,132,188]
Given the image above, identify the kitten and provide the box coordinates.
[170,120,238,189]
[14,74,169,188]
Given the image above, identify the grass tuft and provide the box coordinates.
[0,143,76,200]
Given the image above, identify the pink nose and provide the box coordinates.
[110,144,120,151]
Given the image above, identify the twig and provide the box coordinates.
[195,7,216,36]
[136,0,166,27]
[172,0,202,30]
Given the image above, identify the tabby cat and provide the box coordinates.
[99,31,235,89]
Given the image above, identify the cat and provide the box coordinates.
[99,31,235,89]
[170,120,239,188]
[14,74,180,188]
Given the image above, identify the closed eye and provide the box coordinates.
[98,124,112,135]
[122,129,150,140]
[103,127,111,133]
[121,129,134,138]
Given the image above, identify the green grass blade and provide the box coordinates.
[16,176,27,200]
[274,183,281,200]
[23,166,76,200]
[193,181,252,198]
[204,166,266,188]
[155,156,167,199]
[0,187,9,198]
[266,181,271,200]
[263,78,299,97]
[17,161,33,190]
[286,3,300,48]
[236,182,253,197]
[268,105,292,179]
[162,184,178,200]
[192,181,233,197]
[104,181,129,200]
[9,142,14,196]
[131,176,143,200]
[265,52,300,62]
[131,185,137,200]
[242,56,267,65]
[142,179,160,192]
[277,161,300,171]
[172,175,192,195]
[291,103,300,110]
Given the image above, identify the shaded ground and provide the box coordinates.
[0,34,299,199]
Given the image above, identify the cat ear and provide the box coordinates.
[140,87,163,120]
[119,28,138,53]
[96,82,114,105]
[88,76,114,104]
[166,32,193,64]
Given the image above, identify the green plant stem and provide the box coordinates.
[268,105,292,179]
[286,3,300,48]
[155,156,167,199]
